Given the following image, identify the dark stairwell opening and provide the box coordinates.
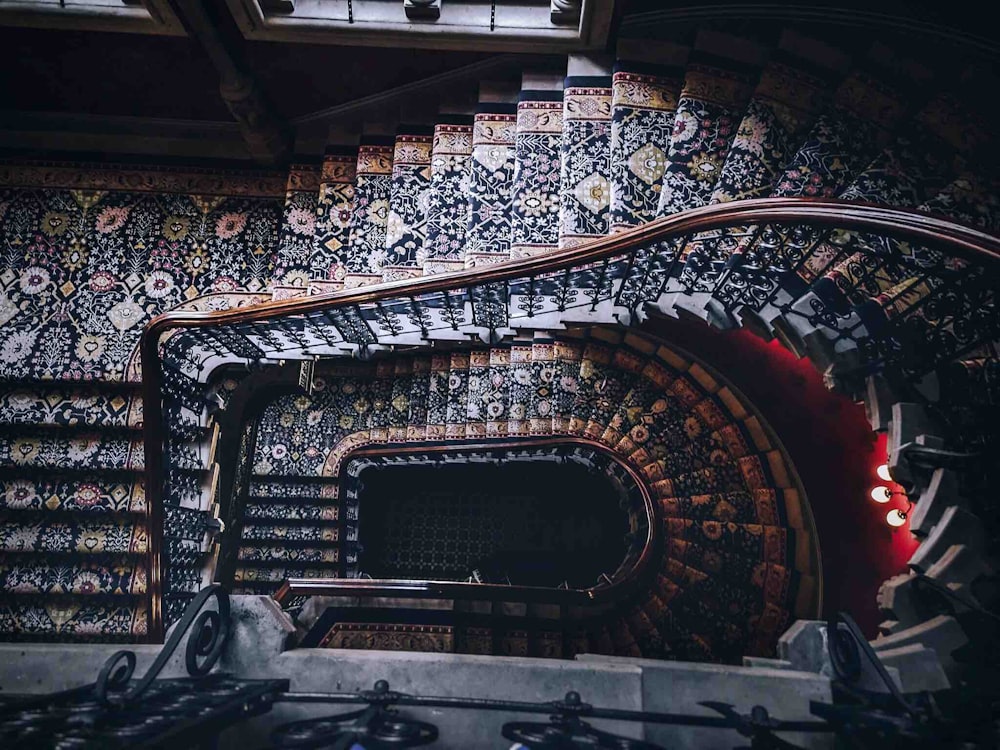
[355,461,630,589]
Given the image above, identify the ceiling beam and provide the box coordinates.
[173,0,292,165]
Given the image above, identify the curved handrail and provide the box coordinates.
[271,436,662,608]
[140,197,1000,641]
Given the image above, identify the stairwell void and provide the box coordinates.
[355,461,629,588]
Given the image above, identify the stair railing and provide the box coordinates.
[140,197,1000,641]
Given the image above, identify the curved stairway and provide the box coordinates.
[1,21,997,680]
[238,328,818,663]
[232,28,997,670]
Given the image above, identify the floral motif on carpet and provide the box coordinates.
[383,130,434,282]
[0,180,281,381]
[610,64,681,230]
[464,105,516,268]
[423,120,473,275]
[510,93,564,258]
[312,149,357,284]
[558,77,613,248]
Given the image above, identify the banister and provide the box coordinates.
[273,578,597,607]
[141,199,1000,337]
[140,197,1000,642]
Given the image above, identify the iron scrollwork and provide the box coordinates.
[501,691,665,749]
[97,583,231,707]
[272,680,438,748]
[0,586,293,750]
[272,682,833,750]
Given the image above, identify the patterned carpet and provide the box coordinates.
[0,23,996,650]
[240,327,815,663]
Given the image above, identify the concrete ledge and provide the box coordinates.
[872,615,968,679]
[237,649,645,748]
[875,644,951,692]
[577,653,833,749]
[864,374,895,433]
[909,468,966,537]
[0,644,178,696]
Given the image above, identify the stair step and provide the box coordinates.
[241,524,339,543]
[0,554,146,595]
[510,89,564,259]
[0,475,145,513]
[0,383,142,430]
[0,432,145,471]
[465,101,517,268]
[558,72,613,248]
[423,116,474,276]
[656,45,759,218]
[0,597,147,639]
[0,516,148,554]
[344,135,395,289]
[244,502,339,521]
[609,60,683,231]
[313,147,358,283]
[274,162,321,288]
[237,546,340,563]
[382,126,434,283]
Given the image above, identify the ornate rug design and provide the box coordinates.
[383,128,434,282]
[510,92,564,258]
[423,118,473,275]
[655,55,756,216]
[610,63,682,231]
[344,137,395,288]
[312,148,357,286]
[273,163,321,288]
[0,181,280,381]
[558,77,613,248]
[464,104,517,267]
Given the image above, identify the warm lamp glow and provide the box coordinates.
[886,508,908,528]
[870,486,892,503]
[876,463,892,481]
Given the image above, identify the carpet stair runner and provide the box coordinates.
[2,21,997,652]
[268,27,996,372]
[244,327,815,663]
[233,479,349,592]
[0,378,222,640]
[242,26,997,663]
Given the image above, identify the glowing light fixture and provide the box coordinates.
[886,508,908,528]
[870,486,893,503]
[876,463,892,481]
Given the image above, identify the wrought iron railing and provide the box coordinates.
[5,587,997,749]
[140,198,1000,641]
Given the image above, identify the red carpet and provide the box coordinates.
[645,316,919,636]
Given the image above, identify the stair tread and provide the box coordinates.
[0,597,147,639]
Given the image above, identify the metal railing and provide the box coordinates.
[6,587,997,749]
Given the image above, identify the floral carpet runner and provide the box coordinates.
[0,24,997,647]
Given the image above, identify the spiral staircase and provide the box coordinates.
[0,23,996,704]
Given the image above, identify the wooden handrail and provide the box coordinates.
[140,197,1000,641]
[274,578,597,607]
